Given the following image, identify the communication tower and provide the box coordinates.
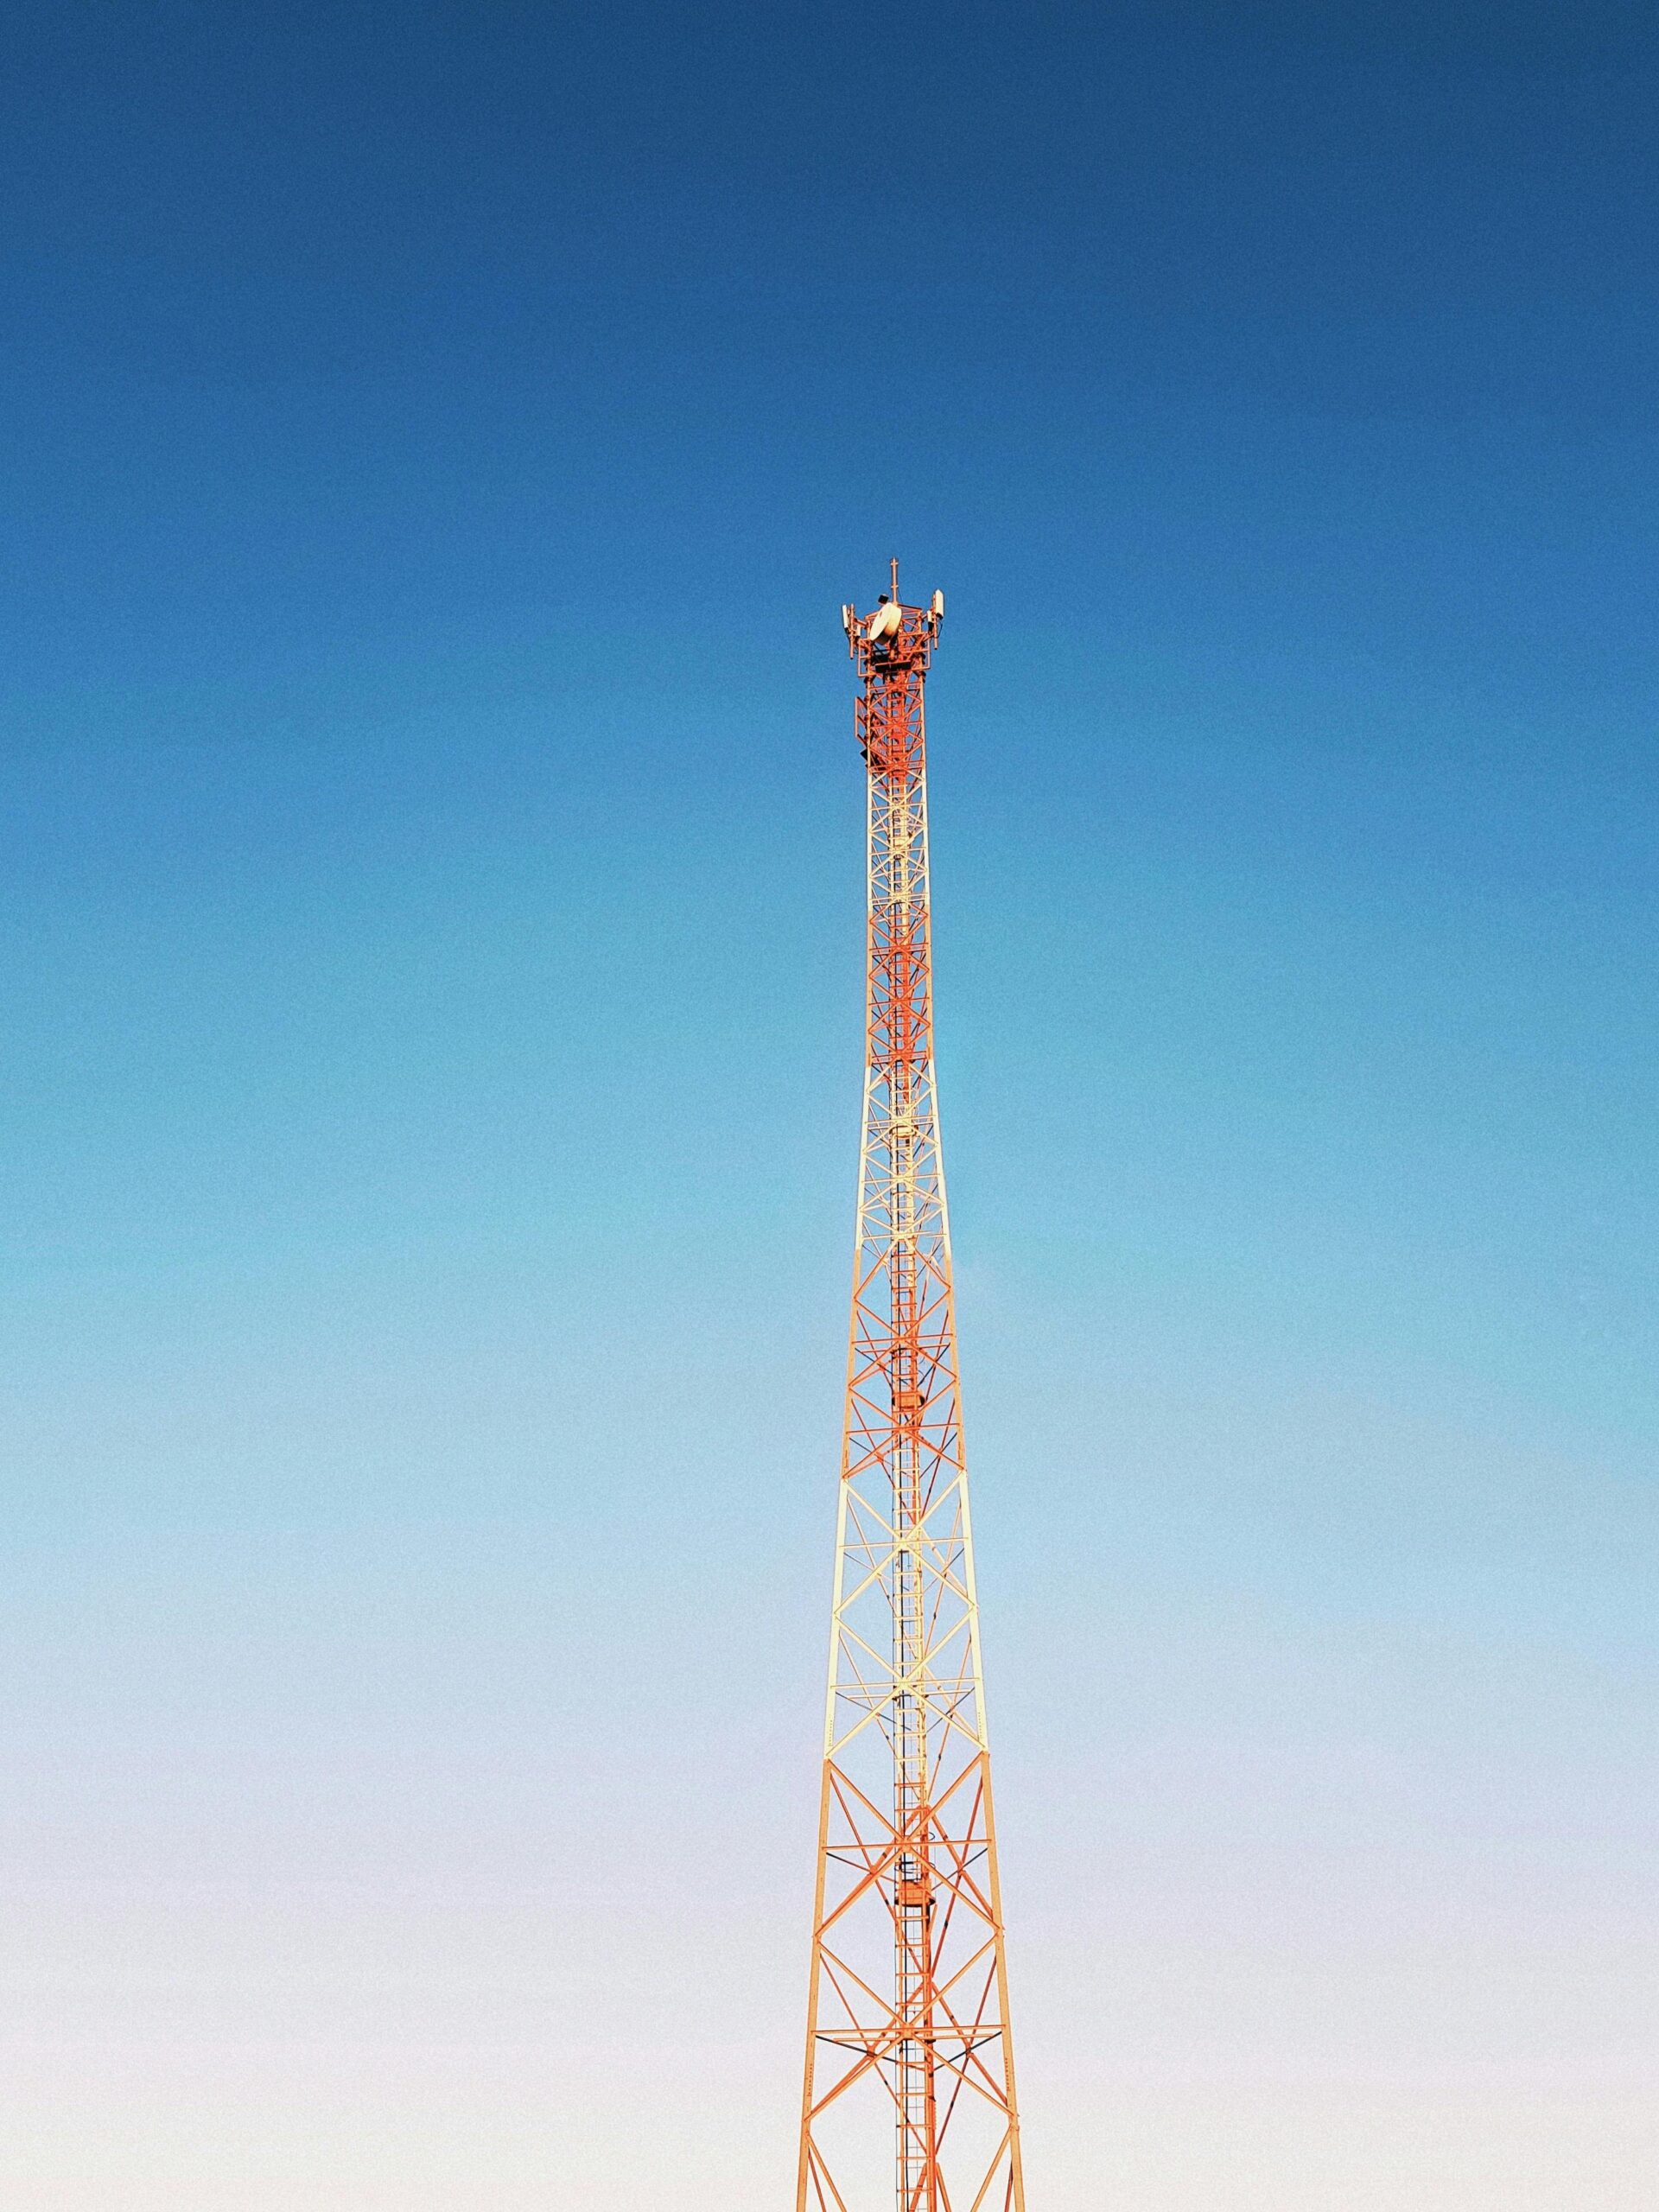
[796,564,1027,2212]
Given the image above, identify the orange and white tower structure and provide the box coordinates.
[797,566,1027,2212]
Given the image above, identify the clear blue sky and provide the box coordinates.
[3,5,1656,2206]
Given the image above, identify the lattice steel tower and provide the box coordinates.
[796,565,1027,2212]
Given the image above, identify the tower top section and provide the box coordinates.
[840,557,945,679]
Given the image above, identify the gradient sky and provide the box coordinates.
[3,4,1656,2206]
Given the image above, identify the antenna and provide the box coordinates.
[795,576,1027,2212]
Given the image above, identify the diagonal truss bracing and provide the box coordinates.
[797,576,1027,2212]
